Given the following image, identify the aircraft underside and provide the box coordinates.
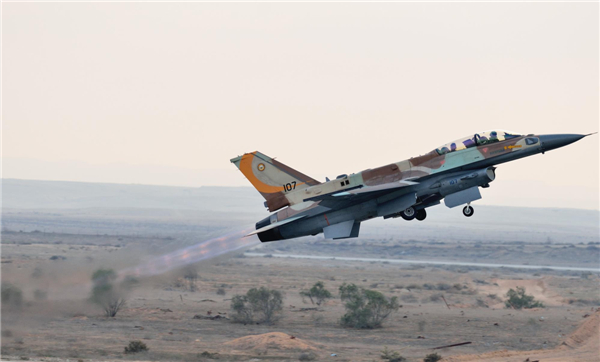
[256,166,497,242]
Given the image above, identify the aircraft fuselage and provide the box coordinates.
[231,132,589,242]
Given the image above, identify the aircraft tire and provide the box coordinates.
[463,205,474,217]
[400,207,416,221]
[415,209,427,221]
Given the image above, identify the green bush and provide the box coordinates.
[424,353,442,362]
[339,283,400,329]
[124,340,148,354]
[381,346,405,362]
[231,294,253,323]
[198,351,219,359]
[505,287,544,309]
[90,269,126,317]
[437,283,452,291]
[122,276,140,288]
[231,287,283,324]
[298,352,317,361]
[1,283,23,307]
[183,267,199,292]
[300,281,333,306]
[92,269,116,283]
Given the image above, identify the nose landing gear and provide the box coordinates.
[463,204,474,217]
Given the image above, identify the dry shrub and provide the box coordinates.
[124,340,148,354]
[1,283,23,307]
[424,353,442,362]
[299,352,317,361]
[90,269,126,317]
[505,287,544,309]
[381,346,405,362]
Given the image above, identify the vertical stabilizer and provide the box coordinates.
[230,152,320,211]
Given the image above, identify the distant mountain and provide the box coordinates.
[2,178,264,213]
[2,179,598,243]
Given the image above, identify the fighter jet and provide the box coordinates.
[231,131,592,242]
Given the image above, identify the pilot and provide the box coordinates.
[440,146,450,155]
[489,131,499,143]
[450,143,457,152]
[463,138,475,148]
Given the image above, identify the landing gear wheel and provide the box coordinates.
[415,209,427,221]
[463,205,474,217]
[400,207,416,220]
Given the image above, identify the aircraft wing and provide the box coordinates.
[246,215,307,237]
[304,180,419,208]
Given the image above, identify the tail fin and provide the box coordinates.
[230,151,320,212]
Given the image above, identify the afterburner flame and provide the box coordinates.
[119,227,257,278]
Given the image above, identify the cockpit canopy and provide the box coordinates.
[435,130,522,155]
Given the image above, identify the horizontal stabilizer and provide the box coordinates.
[323,220,361,239]
[246,215,306,237]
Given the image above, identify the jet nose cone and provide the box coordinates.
[539,134,586,152]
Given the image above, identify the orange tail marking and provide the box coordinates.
[239,153,286,194]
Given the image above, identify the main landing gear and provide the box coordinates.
[463,204,474,217]
[400,207,416,220]
[400,204,472,220]
[400,207,427,221]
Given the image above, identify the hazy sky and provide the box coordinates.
[3,3,599,210]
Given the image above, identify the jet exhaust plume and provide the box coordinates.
[1,228,259,307]
[118,227,258,279]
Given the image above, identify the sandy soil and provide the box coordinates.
[2,231,599,362]
[224,332,321,354]
[445,310,600,362]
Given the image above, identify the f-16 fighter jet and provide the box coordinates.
[231,131,592,242]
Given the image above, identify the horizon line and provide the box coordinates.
[3,177,598,212]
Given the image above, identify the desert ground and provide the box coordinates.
[2,180,599,361]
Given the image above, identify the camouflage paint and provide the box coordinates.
[231,131,589,241]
